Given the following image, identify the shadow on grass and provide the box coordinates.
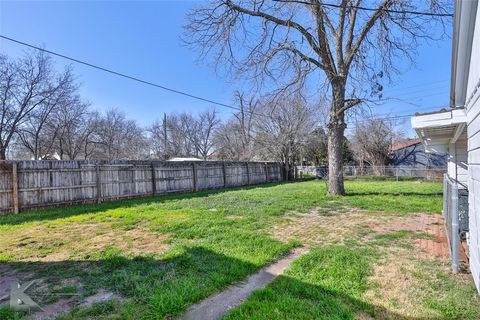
[1,246,450,320]
[0,182,287,226]
[0,247,261,319]
[224,274,449,320]
[346,191,442,197]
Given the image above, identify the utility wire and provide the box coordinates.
[273,0,453,17]
[382,79,449,93]
[0,34,442,123]
[345,109,445,131]
[0,34,270,118]
[369,106,443,118]
[382,85,448,97]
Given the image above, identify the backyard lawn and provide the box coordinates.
[0,180,479,319]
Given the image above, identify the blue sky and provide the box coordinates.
[0,1,452,136]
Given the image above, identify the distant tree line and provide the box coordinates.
[1,51,400,168]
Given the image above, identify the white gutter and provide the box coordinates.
[411,108,467,129]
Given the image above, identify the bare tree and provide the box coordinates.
[254,94,316,177]
[303,127,328,165]
[150,110,220,160]
[175,113,197,157]
[154,113,195,158]
[185,0,451,194]
[351,118,400,174]
[214,92,258,160]
[148,118,169,160]
[0,51,75,159]
[16,69,76,159]
[92,109,148,160]
[52,96,97,160]
[193,109,221,159]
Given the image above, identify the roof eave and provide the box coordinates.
[412,109,467,152]
[411,108,467,129]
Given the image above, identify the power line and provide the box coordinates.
[379,91,447,104]
[0,34,270,118]
[382,85,448,97]
[273,0,453,17]
[382,79,449,93]
[344,109,447,132]
[0,34,443,124]
[369,106,442,118]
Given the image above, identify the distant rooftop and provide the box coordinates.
[168,157,203,161]
[390,139,421,152]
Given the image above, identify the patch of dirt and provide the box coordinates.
[369,214,449,259]
[271,207,457,318]
[370,214,437,233]
[364,252,422,318]
[271,207,380,246]
[0,222,170,262]
[272,207,449,258]
[1,264,121,320]
[225,215,244,220]
[27,297,77,320]
[25,289,122,320]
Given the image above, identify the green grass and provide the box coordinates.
[224,246,377,320]
[413,259,480,319]
[345,175,437,182]
[225,242,480,320]
[0,180,468,319]
[0,307,26,320]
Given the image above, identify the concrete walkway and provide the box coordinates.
[183,248,307,320]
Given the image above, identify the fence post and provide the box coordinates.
[11,162,19,214]
[132,165,137,195]
[265,162,269,182]
[451,181,460,273]
[246,163,250,185]
[151,162,156,196]
[222,162,227,188]
[95,162,102,203]
[192,163,198,192]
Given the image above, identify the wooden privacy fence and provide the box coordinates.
[0,160,284,215]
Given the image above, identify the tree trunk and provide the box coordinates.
[327,82,347,195]
[327,118,346,195]
[0,147,6,160]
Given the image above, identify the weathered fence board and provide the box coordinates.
[0,160,283,215]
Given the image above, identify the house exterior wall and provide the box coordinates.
[390,143,447,168]
[448,138,468,186]
[466,3,480,292]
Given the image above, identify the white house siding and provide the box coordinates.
[448,138,469,186]
[466,3,480,292]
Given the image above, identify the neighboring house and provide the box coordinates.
[411,0,480,291]
[389,138,447,168]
